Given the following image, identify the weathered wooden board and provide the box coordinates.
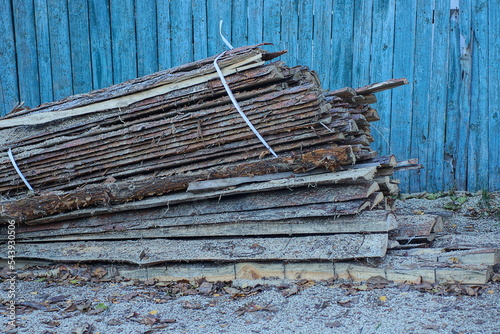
[7,234,389,264]
[391,214,443,243]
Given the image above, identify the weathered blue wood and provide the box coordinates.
[88,0,113,89]
[68,0,93,95]
[136,0,159,76]
[426,0,450,192]
[468,1,490,190]
[170,0,194,66]
[351,0,372,88]
[489,3,500,190]
[312,0,333,89]
[389,0,417,192]
[409,0,434,192]
[12,0,40,108]
[331,0,354,89]
[47,0,73,100]
[0,0,20,115]
[280,0,299,66]
[263,0,281,47]
[296,0,313,69]
[231,0,248,48]
[33,0,53,105]
[193,0,209,60]
[368,0,395,158]
[110,0,137,83]
[246,0,264,45]
[207,0,232,55]
[157,0,172,70]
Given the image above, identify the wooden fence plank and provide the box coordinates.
[47,0,73,100]
[468,1,490,190]
[313,0,333,89]
[12,0,40,108]
[369,0,395,157]
[136,0,159,76]
[207,0,233,55]
[390,0,416,191]
[408,0,433,192]
[0,0,20,115]
[193,0,209,59]
[34,0,53,105]
[157,0,172,70]
[170,0,194,66]
[247,0,264,45]
[297,0,313,69]
[88,0,113,89]
[280,0,298,66]
[489,2,500,190]
[425,0,450,192]
[263,0,282,48]
[110,0,137,83]
[351,0,372,88]
[68,0,93,95]
[330,0,355,89]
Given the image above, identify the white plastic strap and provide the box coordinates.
[215,21,278,157]
[8,148,34,191]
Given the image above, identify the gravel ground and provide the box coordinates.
[1,192,499,334]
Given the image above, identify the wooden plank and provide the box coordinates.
[263,0,281,46]
[47,0,73,99]
[110,0,137,83]
[297,0,313,69]
[389,0,416,192]
[285,262,335,281]
[0,0,19,116]
[136,0,159,76]
[149,263,236,282]
[279,0,299,66]
[312,0,333,88]
[408,0,433,192]
[351,0,373,88]
[34,0,53,105]
[392,214,442,242]
[88,0,113,89]
[247,0,264,45]
[8,234,389,264]
[207,0,232,55]
[14,210,395,242]
[331,0,355,89]
[170,0,193,66]
[425,0,450,192]
[468,1,490,190]
[157,0,172,70]
[192,0,209,60]
[12,0,40,108]
[437,249,500,266]
[489,2,500,191]
[236,262,285,280]
[68,0,92,95]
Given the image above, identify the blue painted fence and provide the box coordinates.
[0,0,498,192]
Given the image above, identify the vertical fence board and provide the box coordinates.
[110,0,137,83]
[312,0,333,89]
[170,0,194,66]
[330,0,354,89]
[426,0,450,192]
[280,0,299,66]
[12,0,40,108]
[157,0,172,70]
[488,3,500,190]
[68,0,92,95]
[297,0,313,69]
[263,0,282,48]
[231,0,248,48]
[468,1,489,190]
[88,0,113,89]
[0,0,19,115]
[136,0,158,76]
[193,0,209,60]
[390,0,416,191]
[34,0,53,105]
[351,0,372,88]
[247,0,264,45]
[47,0,73,100]
[409,0,434,192]
[369,0,395,157]
[207,0,232,55]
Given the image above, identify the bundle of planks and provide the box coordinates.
[5,44,492,284]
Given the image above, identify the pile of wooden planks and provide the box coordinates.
[1,44,496,284]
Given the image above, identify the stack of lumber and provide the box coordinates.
[1,44,496,284]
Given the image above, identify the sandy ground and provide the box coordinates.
[1,191,499,334]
